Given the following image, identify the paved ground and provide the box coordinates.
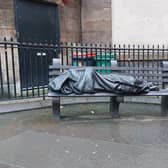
[0,102,168,168]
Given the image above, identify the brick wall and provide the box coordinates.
[81,0,112,43]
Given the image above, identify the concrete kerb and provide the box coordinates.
[0,96,161,114]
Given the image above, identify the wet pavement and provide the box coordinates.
[0,102,168,168]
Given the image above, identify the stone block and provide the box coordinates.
[82,20,112,32]
[82,0,111,8]
[0,0,13,9]
[82,31,112,43]
[63,0,81,8]
[60,5,80,20]
[82,7,111,22]
[0,28,16,40]
[61,32,81,42]
[0,9,15,28]
[60,18,81,33]
[81,0,112,43]
[59,0,81,42]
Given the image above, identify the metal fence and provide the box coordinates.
[0,38,168,101]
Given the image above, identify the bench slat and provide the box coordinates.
[49,78,168,83]
[48,89,168,97]
[49,71,168,78]
[49,65,168,71]
[49,71,62,76]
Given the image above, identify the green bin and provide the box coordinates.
[96,53,116,74]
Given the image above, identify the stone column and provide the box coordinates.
[81,0,112,43]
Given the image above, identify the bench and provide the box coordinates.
[48,58,168,119]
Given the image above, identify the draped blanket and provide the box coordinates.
[49,68,158,95]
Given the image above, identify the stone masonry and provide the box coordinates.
[81,0,112,43]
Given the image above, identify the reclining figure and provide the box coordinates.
[49,68,158,95]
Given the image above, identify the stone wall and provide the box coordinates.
[0,1,20,95]
[0,0,16,40]
[81,0,112,43]
[0,0,81,42]
[59,0,81,42]
[0,0,113,43]
[37,0,82,42]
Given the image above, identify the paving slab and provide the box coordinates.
[0,131,168,168]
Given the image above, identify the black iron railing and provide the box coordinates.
[0,38,168,100]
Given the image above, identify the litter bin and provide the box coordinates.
[96,53,116,74]
[72,53,96,67]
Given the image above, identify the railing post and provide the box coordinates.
[161,61,168,116]
[0,53,3,98]
[162,61,168,89]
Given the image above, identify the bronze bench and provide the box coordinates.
[48,59,168,119]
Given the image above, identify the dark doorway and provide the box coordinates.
[15,0,60,88]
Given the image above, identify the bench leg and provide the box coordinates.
[110,97,120,119]
[161,96,168,116]
[52,97,61,120]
